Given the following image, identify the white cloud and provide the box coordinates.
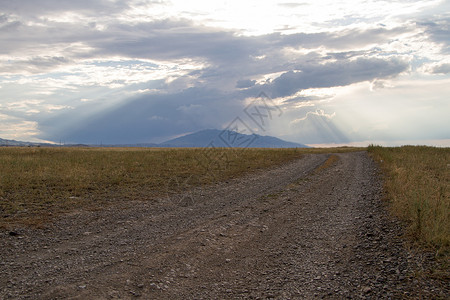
[291,109,336,124]
[0,99,73,115]
[421,62,450,74]
[0,113,41,141]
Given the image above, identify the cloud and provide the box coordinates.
[236,79,256,89]
[0,98,74,118]
[430,63,450,74]
[0,0,130,18]
[0,56,72,74]
[277,3,307,8]
[0,112,41,141]
[254,57,409,98]
[88,20,265,65]
[420,16,450,53]
[272,27,409,50]
[291,109,336,123]
[288,109,349,144]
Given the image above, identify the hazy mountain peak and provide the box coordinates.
[160,129,309,148]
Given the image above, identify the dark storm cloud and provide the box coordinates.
[90,20,261,63]
[251,57,409,98]
[91,23,407,62]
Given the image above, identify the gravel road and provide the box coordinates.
[1,152,447,299]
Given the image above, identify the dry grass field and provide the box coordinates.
[0,147,323,227]
[368,145,449,262]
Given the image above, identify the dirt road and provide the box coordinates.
[1,152,447,299]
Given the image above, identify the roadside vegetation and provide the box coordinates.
[368,145,449,269]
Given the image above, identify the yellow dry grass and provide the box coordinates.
[0,147,309,227]
[368,145,449,260]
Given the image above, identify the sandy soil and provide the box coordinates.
[1,152,447,299]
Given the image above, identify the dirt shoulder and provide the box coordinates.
[1,152,447,299]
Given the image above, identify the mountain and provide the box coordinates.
[160,129,309,148]
[0,138,88,147]
[94,143,159,147]
[0,137,52,147]
[1,130,309,148]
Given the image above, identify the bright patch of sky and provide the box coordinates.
[0,0,449,145]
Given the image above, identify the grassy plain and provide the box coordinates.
[368,145,449,262]
[2,146,349,227]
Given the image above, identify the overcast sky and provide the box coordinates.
[1,0,449,146]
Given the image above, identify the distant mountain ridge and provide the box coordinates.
[0,137,92,147]
[160,129,309,148]
[0,137,54,147]
[1,129,309,148]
